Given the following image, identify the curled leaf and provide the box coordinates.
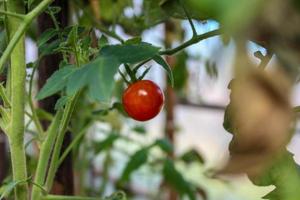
[222,69,292,177]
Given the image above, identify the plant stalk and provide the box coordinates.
[31,112,63,200]
[0,0,54,73]
[6,0,28,199]
[42,195,103,200]
[45,92,81,191]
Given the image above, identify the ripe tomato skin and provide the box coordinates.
[122,80,164,121]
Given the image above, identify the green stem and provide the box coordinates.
[178,0,197,36]
[118,69,131,85]
[133,59,150,74]
[44,33,85,192]
[58,121,92,167]
[28,63,45,138]
[31,112,63,200]
[159,29,221,55]
[0,9,25,19]
[48,9,60,31]
[42,195,103,200]
[124,64,137,82]
[0,0,54,73]
[6,0,28,199]
[1,1,55,198]
[0,83,11,107]
[45,92,81,191]
[132,29,222,74]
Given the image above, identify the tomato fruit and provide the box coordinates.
[122,80,164,121]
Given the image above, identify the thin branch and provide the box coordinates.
[0,83,11,107]
[29,180,48,194]
[131,29,221,74]
[28,62,45,138]
[133,59,150,74]
[254,50,273,69]
[0,10,25,19]
[118,69,131,85]
[138,66,152,80]
[159,29,222,55]
[42,195,102,200]
[178,0,197,36]
[124,64,137,82]
[58,122,92,166]
[47,8,60,31]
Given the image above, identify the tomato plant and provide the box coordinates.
[0,0,299,200]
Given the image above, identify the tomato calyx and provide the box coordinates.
[118,63,151,85]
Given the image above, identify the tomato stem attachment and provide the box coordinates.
[138,66,152,80]
[124,64,137,82]
[118,69,131,85]
[178,0,197,37]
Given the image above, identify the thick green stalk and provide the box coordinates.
[42,195,103,200]
[0,0,54,73]
[31,112,63,200]
[159,29,221,55]
[6,0,28,199]
[31,93,80,199]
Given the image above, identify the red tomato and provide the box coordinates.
[122,80,164,121]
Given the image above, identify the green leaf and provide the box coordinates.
[223,80,235,134]
[224,75,299,200]
[173,51,188,90]
[36,65,75,100]
[65,25,78,46]
[98,35,109,49]
[100,0,132,22]
[223,104,234,134]
[161,0,215,20]
[100,43,160,64]
[54,96,70,110]
[143,0,169,26]
[132,125,146,135]
[27,0,38,9]
[120,148,149,182]
[252,151,300,200]
[37,28,59,47]
[153,55,174,86]
[45,6,61,15]
[163,0,262,33]
[163,159,196,200]
[36,109,53,121]
[0,181,18,200]
[39,39,61,56]
[112,102,127,116]
[104,191,127,200]
[124,37,142,45]
[94,133,119,154]
[66,56,120,102]
[180,149,204,164]
[0,177,30,200]
[154,138,173,153]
